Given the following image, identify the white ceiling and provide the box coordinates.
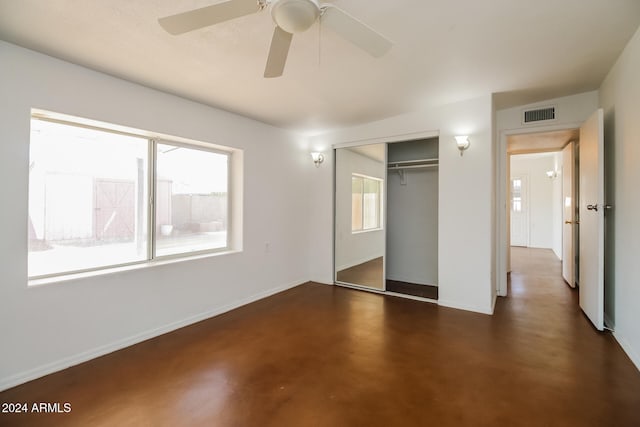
[1,0,639,134]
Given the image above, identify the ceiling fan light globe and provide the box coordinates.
[271,0,319,33]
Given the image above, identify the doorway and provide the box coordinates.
[498,109,607,332]
[509,152,562,253]
[505,129,579,290]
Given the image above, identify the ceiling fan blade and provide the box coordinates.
[159,0,260,35]
[264,26,293,78]
[321,6,392,58]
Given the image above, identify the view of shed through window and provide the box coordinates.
[28,117,231,279]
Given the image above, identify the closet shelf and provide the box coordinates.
[387,158,439,170]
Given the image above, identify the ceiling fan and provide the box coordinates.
[158,0,393,78]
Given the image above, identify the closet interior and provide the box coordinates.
[386,138,439,299]
[334,137,439,301]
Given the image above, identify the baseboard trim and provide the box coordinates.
[438,299,493,315]
[612,330,640,373]
[0,279,305,392]
[309,279,334,286]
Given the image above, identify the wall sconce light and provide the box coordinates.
[546,170,558,179]
[310,152,324,167]
[454,136,470,156]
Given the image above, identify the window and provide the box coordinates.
[351,174,382,232]
[155,142,228,257]
[511,179,522,213]
[28,116,232,278]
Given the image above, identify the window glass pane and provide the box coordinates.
[513,197,522,212]
[351,176,363,231]
[511,178,522,213]
[363,179,380,229]
[513,179,521,190]
[28,119,149,277]
[155,143,228,257]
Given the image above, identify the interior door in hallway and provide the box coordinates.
[510,175,529,247]
[579,109,605,331]
[562,142,575,287]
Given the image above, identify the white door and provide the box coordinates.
[562,142,575,287]
[579,109,605,331]
[510,175,529,247]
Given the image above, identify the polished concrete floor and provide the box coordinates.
[1,248,639,426]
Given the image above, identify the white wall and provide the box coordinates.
[497,92,599,134]
[510,153,560,253]
[0,42,313,390]
[599,26,640,371]
[306,143,334,284]
[335,148,385,271]
[496,91,599,295]
[311,95,495,314]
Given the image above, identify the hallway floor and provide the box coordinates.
[1,248,639,426]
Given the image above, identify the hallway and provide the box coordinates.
[506,246,578,323]
[1,249,639,426]
[498,247,640,424]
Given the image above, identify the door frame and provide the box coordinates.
[561,141,576,287]
[496,121,584,297]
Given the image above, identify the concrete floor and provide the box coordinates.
[1,247,639,426]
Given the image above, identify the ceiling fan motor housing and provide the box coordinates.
[271,0,320,33]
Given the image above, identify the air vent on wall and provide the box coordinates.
[523,106,556,124]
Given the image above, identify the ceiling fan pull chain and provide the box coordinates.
[318,11,322,68]
[318,6,330,68]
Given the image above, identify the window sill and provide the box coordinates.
[352,228,384,235]
[28,249,242,288]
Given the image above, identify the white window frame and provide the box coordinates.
[28,112,235,281]
[152,139,232,260]
[351,173,383,233]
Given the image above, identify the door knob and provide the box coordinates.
[564,220,573,224]
[587,204,598,211]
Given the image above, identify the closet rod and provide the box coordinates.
[388,164,438,170]
[389,158,438,165]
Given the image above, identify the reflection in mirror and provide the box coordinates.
[335,144,386,290]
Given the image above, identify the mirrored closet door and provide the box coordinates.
[334,137,439,301]
[334,144,386,290]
